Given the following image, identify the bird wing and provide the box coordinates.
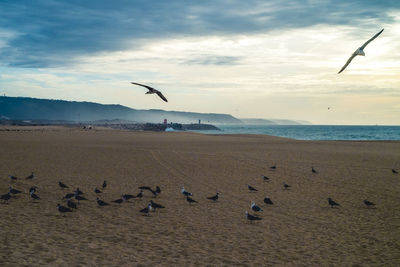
[130,82,155,92]
[338,53,357,74]
[360,28,384,50]
[156,91,168,102]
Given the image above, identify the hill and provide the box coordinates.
[0,96,241,124]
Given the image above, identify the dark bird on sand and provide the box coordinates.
[74,188,84,195]
[134,190,144,199]
[364,200,375,207]
[74,193,88,201]
[102,180,107,189]
[283,183,291,190]
[251,201,263,212]
[140,203,152,216]
[338,28,384,74]
[150,200,165,211]
[207,192,219,202]
[30,191,40,201]
[29,186,37,194]
[25,172,34,179]
[112,198,124,204]
[247,185,257,192]
[94,188,102,194]
[181,187,192,197]
[312,167,317,173]
[67,199,78,209]
[262,175,270,181]
[8,175,18,181]
[59,181,69,189]
[328,198,340,208]
[0,193,11,203]
[392,169,398,174]
[264,197,273,205]
[8,186,22,195]
[57,204,72,214]
[245,211,262,223]
[63,192,75,199]
[270,164,276,170]
[186,196,198,204]
[139,186,161,197]
[130,82,168,102]
[97,197,109,206]
[122,194,135,200]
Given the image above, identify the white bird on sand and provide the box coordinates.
[130,82,168,102]
[338,28,384,74]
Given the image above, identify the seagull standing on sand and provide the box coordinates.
[181,187,192,197]
[207,192,219,202]
[30,190,40,201]
[247,185,258,192]
[8,186,22,195]
[392,169,398,174]
[264,197,273,205]
[96,197,109,206]
[283,183,291,190]
[57,204,72,214]
[364,200,375,207]
[102,180,107,189]
[150,200,165,211]
[139,186,161,197]
[94,188,102,194]
[312,167,317,174]
[186,196,198,204]
[328,197,340,208]
[8,175,18,182]
[59,182,69,189]
[245,211,262,223]
[262,175,270,181]
[251,201,263,212]
[25,172,34,180]
[338,28,384,74]
[67,199,78,209]
[130,82,168,102]
[0,192,11,203]
[140,203,153,216]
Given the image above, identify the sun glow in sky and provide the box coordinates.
[0,0,399,125]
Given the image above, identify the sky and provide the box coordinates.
[0,0,399,125]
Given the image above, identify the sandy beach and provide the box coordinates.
[0,126,399,266]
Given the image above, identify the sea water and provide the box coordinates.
[189,125,400,141]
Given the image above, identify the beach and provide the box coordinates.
[0,126,399,266]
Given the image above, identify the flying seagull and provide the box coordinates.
[338,28,384,74]
[130,82,168,102]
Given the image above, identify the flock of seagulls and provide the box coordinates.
[129,29,384,103]
[1,165,397,223]
[242,164,395,223]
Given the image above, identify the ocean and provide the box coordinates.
[189,125,400,141]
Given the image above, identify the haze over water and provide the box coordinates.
[193,125,400,141]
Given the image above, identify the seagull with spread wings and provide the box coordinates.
[130,82,168,102]
[338,28,384,74]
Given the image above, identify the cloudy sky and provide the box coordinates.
[0,0,399,125]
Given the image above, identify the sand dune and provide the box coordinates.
[0,126,399,266]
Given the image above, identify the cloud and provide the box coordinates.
[0,0,398,67]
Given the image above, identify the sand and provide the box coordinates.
[0,126,399,266]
